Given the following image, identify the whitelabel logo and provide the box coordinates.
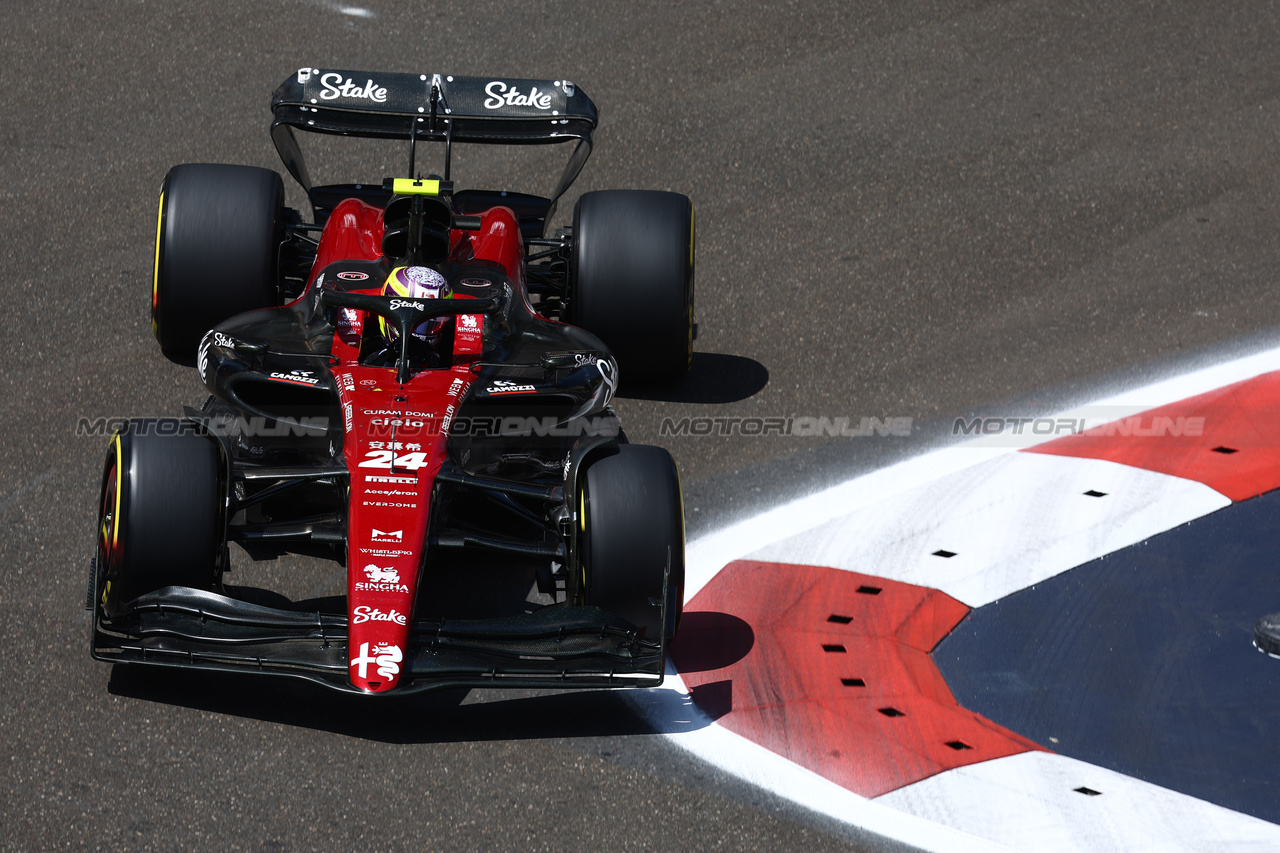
[363,564,399,584]
[352,606,407,626]
[319,73,387,103]
[483,81,553,110]
[597,358,617,407]
[354,563,408,593]
[269,370,321,387]
[487,380,537,395]
[350,642,403,680]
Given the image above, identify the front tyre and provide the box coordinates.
[570,190,695,383]
[152,163,284,363]
[95,419,224,618]
[577,445,685,640]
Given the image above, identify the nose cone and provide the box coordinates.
[348,640,405,692]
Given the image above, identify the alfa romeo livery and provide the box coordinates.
[89,68,695,696]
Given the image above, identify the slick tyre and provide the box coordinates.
[95,419,223,618]
[152,163,284,363]
[570,190,695,383]
[578,445,685,640]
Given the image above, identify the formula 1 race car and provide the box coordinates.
[89,68,694,694]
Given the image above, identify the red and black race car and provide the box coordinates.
[89,68,694,695]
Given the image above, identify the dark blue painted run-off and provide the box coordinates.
[935,489,1280,824]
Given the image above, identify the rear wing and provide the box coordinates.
[271,68,597,212]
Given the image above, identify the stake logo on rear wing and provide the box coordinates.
[270,67,599,216]
[273,68,594,130]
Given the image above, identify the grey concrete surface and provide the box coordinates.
[5,1,1280,850]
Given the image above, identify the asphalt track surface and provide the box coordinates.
[6,1,1280,850]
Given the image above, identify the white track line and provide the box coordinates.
[635,343,1280,851]
[627,679,1016,852]
[687,345,1280,602]
[877,752,1280,852]
[747,453,1228,608]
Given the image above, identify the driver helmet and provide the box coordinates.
[379,265,452,345]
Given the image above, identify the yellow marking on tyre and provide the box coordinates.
[578,489,587,600]
[99,432,124,609]
[152,191,164,335]
[112,433,123,550]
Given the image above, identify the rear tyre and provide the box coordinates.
[578,445,685,640]
[571,190,694,383]
[152,163,284,362]
[95,419,223,618]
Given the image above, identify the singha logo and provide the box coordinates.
[363,564,400,584]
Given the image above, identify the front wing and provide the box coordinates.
[91,584,666,694]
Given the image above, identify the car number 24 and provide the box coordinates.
[357,450,430,470]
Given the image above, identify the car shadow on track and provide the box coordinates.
[618,352,768,404]
[105,664,708,744]
[104,611,756,743]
